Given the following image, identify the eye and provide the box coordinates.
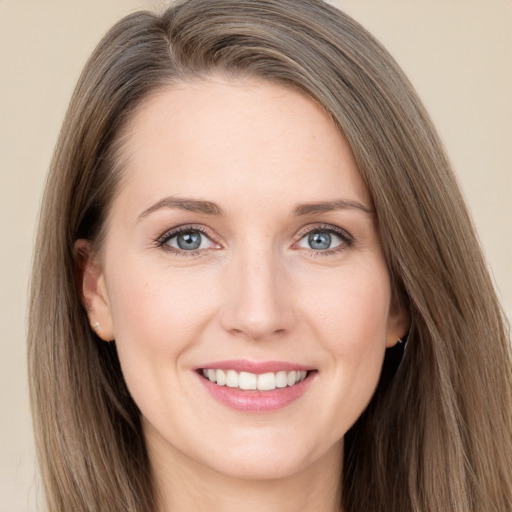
[296,227,351,252]
[159,227,217,253]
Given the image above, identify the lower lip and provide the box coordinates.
[196,372,316,412]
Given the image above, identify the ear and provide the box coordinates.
[74,239,115,342]
[385,292,410,348]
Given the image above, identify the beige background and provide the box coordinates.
[1,1,511,510]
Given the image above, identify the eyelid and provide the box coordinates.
[155,224,222,255]
[154,222,353,256]
[293,223,354,252]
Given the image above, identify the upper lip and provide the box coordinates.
[196,359,315,374]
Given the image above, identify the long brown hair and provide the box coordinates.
[28,1,512,510]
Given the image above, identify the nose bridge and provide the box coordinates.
[219,236,293,340]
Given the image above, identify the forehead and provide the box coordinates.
[114,76,370,216]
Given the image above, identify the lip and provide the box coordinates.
[194,360,317,412]
[196,359,315,374]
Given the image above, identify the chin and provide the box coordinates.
[190,427,343,482]
[201,449,324,481]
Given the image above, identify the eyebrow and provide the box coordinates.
[136,196,372,223]
[137,196,223,222]
[292,199,373,216]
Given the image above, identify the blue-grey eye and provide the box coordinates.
[297,229,344,251]
[177,231,201,250]
[166,229,214,251]
[308,231,331,250]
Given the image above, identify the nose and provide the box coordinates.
[218,244,296,341]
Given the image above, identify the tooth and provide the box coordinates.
[226,370,239,388]
[216,369,226,386]
[287,371,297,386]
[206,368,308,389]
[239,371,257,390]
[257,372,276,391]
[276,371,288,388]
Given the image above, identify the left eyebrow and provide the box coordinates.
[292,199,373,216]
[136,196,224,223]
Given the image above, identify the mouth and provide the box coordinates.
[195,362,317,412]
[198,368,310,391]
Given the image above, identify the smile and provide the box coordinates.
[196,362,316,412]
[200,369,308,391]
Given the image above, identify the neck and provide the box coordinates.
[146,428,343,512]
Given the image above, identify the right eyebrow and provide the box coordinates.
[136,196,224,223]
[292,199,373,216]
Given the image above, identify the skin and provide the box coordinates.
[80,76,408,512]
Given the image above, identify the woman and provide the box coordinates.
[28,0,512,510]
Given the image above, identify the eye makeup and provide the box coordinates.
[153,221,355,259]
[155,224,221,257]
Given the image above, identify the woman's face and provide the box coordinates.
[83,77,407,481]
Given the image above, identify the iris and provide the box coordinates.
[308,231,331,250]
[177,231,202,250]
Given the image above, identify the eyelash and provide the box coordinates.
[155,225,219,257]
[155,223,354,257]
[294,224,354,255]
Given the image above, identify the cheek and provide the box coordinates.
[104,260,218,390]
[107,258,214,340]
[103,263,222,435]
[298,262,391,406]
[300,261,391,348]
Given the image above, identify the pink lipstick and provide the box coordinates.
[195,360,316,412]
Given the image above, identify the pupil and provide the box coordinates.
[177,231,201,250]
[308,231,331,250]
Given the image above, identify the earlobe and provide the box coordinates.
[74,239,115,341]
[386,295,410,348]
[386,333,407,348]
